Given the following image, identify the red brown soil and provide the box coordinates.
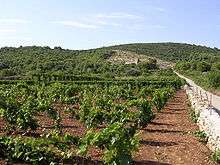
[0,89,217,165]
[134,89,217,165]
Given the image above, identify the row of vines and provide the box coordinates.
[0,80,182,164]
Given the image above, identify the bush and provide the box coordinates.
[126,68,141,77]
[212,150,220,163]
[79,122,139,164]
[103,72,115,79]
[193,131,208,143]
[213,63,220,71]
[208,71,220,88]
[175,62,191,70]
[0,69,15,77]
[197,61,211,72]
[138,59,157,70]
[190,61,197,70]
[189,108,199,123]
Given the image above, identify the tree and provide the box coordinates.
[197,61,211,72]
[208,71,220,88]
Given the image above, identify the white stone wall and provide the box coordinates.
[184,85,220,152]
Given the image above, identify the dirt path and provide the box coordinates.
[134,89,217,165]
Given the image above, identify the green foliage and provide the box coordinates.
[208,71,220,88]
[213,63,220,71]
[0,136,57,164]
[79,122,139,165]
[0,132,80,164]
[0,45,160,79]
[152,88,174,112]
[193,131,208,143]
[126,68,141,77]
[197,61,211,72]
[1,43,219,81]
[0,69,15,77]
[0,88,38,131]
[212,150,220,163]
[175,62,192,70]
[189,108,199,123]
[128,99,154,127]
[106,43,220,62]
[175,61,212,72]
[175,60,220,92]
[0,66,179,164]
[137,60,158,72]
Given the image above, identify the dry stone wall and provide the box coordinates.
[185,85,220,151]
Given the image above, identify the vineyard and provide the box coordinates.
[0,44,219,164]
[0,77,182,164]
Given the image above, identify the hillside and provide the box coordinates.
[0,43,219,78]
[105,42,220,62]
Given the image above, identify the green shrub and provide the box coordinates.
[212,150,220,163]
[213,63,220,71]
[0,69,15,77]
[208,71,220,88]
[175,62,191,70]
[79,122,139,164]
[197,61,211,72]
[189,108,199,123]
[193,131,208,143]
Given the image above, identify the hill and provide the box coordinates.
[104,43,220,93]
[0,43,219,82]
[105,42,220,62]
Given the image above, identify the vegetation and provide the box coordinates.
[175,61,220,92]
[1,42,219,164]
[106,43,220,93]
[0,133,79,164]
[212,150,220,163]
[193,131,208,144]
[0,46,157,79]
[189,108,199,123]
[0,72,182,164]
[1,43,219,77]
[106,43,220,62]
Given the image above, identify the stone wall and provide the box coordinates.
[184,85,220,152]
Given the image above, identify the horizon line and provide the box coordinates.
[0,42,219,51]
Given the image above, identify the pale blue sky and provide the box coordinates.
[0,0,220,49]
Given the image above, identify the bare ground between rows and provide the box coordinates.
[0,89,217,165]
[134,89,217,165]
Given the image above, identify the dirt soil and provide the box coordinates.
[134,89,217,165]
[0,90,217,165]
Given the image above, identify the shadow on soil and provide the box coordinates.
[133,160,171,165]
[161,111,182,114]
[1,157,103,165]
[41,125,78,129]
[2,159,171,165]
[142,128,184,134]
[150,122,174,126]
[140,140,178,147]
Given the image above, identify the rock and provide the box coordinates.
[185,85,220,151]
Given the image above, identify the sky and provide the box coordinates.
[0,0,220,49]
